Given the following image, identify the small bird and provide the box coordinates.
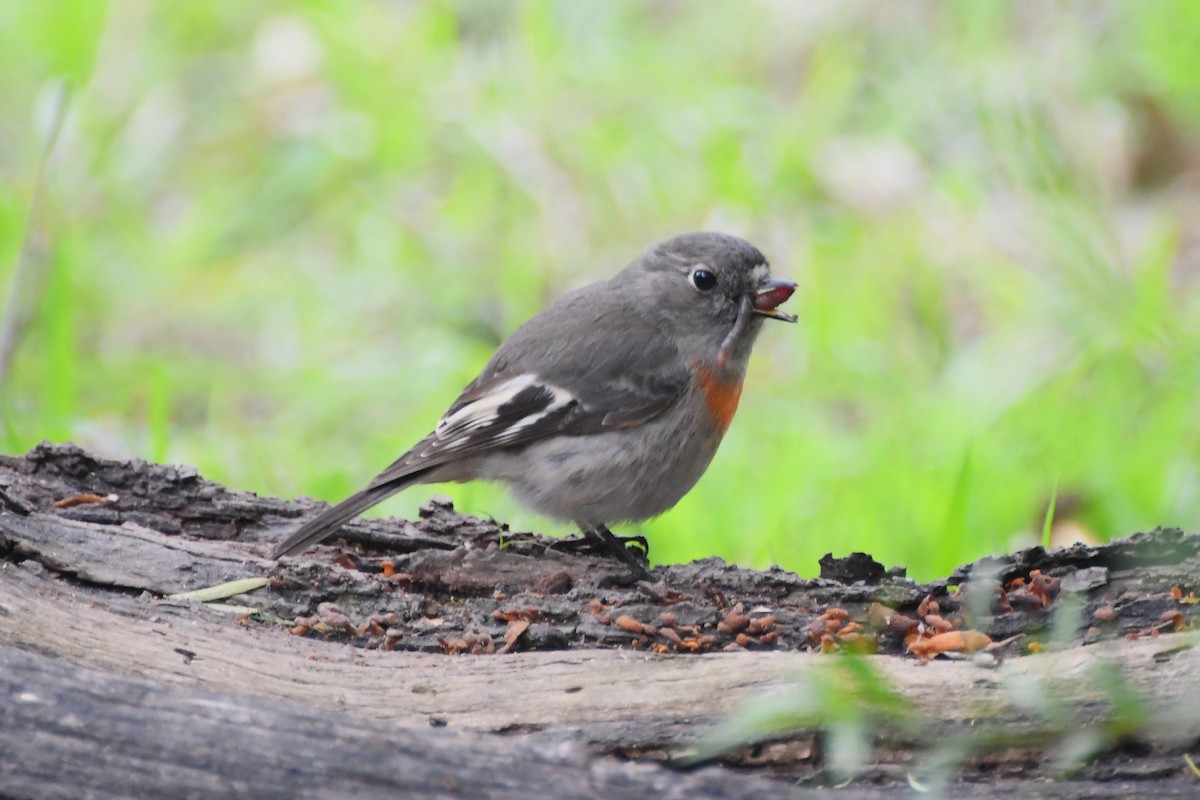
[270,232,796,576]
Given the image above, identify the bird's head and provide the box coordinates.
[621,231,796,371]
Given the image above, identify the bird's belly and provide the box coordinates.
[481,422,722,526]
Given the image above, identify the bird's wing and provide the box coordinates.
[367,289,690,489]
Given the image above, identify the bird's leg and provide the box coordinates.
[553,524,652,580]
[591,528,650,557]
[591,524,653,580]
[552,527,650,558]
[592,525,651,561]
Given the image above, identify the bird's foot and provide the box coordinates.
[553,532,649,558]
[552,526,652,581]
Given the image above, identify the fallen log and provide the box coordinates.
[1,443,1198,798]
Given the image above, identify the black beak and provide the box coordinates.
[752,279,797,322]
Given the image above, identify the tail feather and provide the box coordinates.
[270,477,420,559]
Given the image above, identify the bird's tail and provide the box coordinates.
[270,476,421,559]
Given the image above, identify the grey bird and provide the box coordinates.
[270,232,796,576]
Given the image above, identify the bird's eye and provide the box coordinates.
[689,268,718,292]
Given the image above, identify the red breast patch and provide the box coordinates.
[695,366,743,433]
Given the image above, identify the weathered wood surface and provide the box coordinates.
[1,443,1199,798]
[0,644,795,800]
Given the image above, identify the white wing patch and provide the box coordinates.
[435,374,536,440]
[431,373,577,453]
[493,386,575,441]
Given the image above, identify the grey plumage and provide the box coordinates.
[269,232,795,565]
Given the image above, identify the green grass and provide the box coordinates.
[2,1,1199,579]
[726,651,1160,787]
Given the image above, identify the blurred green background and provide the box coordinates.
[2,1,1198,579]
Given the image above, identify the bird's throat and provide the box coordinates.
[716,294,755,369]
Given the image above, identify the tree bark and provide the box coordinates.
[1,443,1198,798]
